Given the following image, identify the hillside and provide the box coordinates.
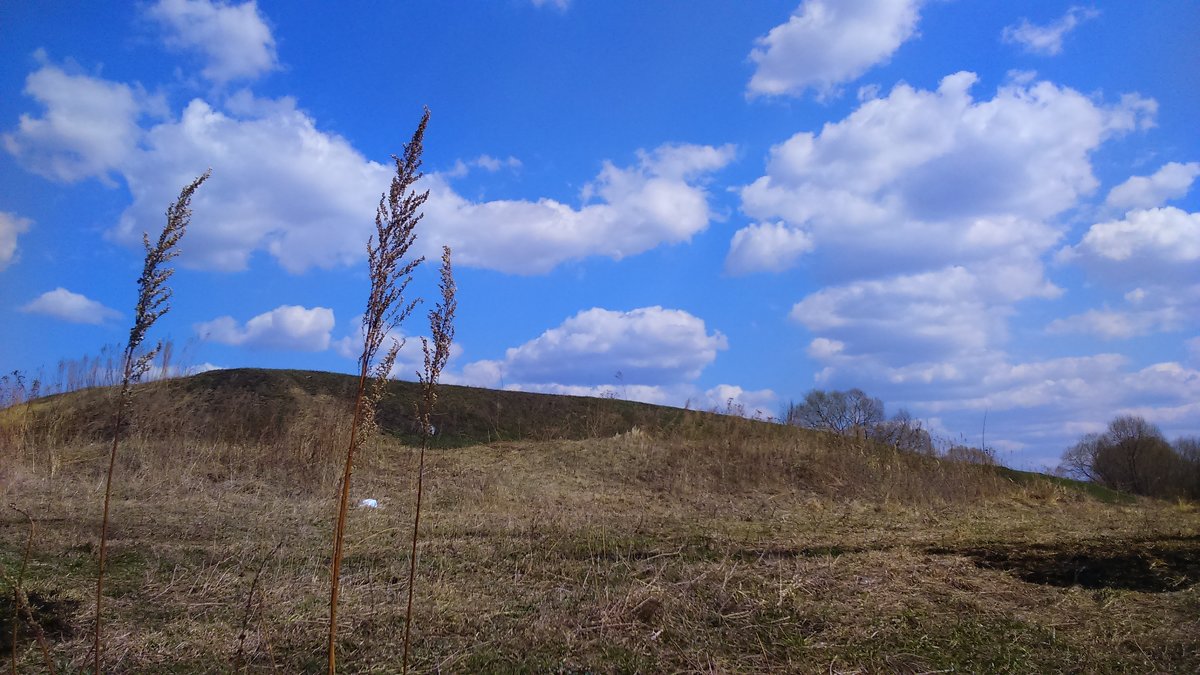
[3,369,1197,672]
[18,367,794,448]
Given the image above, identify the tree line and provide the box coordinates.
[786,388,1199,500]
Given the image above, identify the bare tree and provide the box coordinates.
[874,409,934,454]
[1058,415,1180,497]
[786,388,884,436]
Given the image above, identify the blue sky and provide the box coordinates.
[2,0,1198,469]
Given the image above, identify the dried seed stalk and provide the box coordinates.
[328,108,429,674]
[402,246,456,675]
[94,169,208,674]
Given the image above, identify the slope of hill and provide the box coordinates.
[18,367,791,448]
[3,368,1196,672]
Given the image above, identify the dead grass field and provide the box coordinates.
[4,419,1199,673]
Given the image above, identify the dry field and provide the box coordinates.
[3,406,1199,673]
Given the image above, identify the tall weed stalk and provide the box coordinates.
[402,246,455,674]
[93,170,209,673]
[327,109,429,673]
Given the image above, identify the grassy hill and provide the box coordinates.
[17,367,794,448]
[2,368,1196,672]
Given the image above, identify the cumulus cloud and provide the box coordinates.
[789,264,1052,361]
[446,306,746,408]
[6,64,734,275]
[1002,6,1099,56]
[110,95,391,272]
[2,64,153,183]
[1055,203,1200,341]
[748,0,924,98]
[0,211,32,270]
[1068,207,1200,271]
[725,221,813,275]
[499,306,728,386]
[19,287,121,324]
[195,304,334,350]
[737,72,1152,278]
[803,334,1200,463]
[926,354,1132,413]
[1104,161,1200,211]
[1046,306,1186,340]
[734,69,1181,453]
[423,143,736,274]
[504,382,682,407]
[147,0,278,83]
[733,71,1152,383]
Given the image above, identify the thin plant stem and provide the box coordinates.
[328,109,428,674]
[235,540,283,669]
[93,169,209,674]
[6,505,54,675]
[403,246,456,675]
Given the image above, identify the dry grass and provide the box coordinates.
[329,107,430,673]
[3,423,1198,673]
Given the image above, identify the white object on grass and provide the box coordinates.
[359,498,379,509]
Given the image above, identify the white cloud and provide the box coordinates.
[734,71,1151,393]
[738,72,1151,278]
[789,265,1027,362]
[147,0,278,84]
[1104,161,1200,211]
[195,304,334,351]
[8,61,735,276]
[807,337,845,359]
[1046,306,1186,340]
[1070,206,1200,268]
[424,143,736,274]
[1002,7,1099,56]
[748,0,924,98]
[1057,207,1200,337]
[19,287,121,324]
[499,306,728,386]
[2,64,151,183]
[447,307,762,412]
[530,0,570,10]
[490,381,777,418]
[111,95,392,272]
[0,211,32,270]
[700,384,778,417]
[725,221,813,275]
[804,341,1200,460]
[444,154,522,178]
